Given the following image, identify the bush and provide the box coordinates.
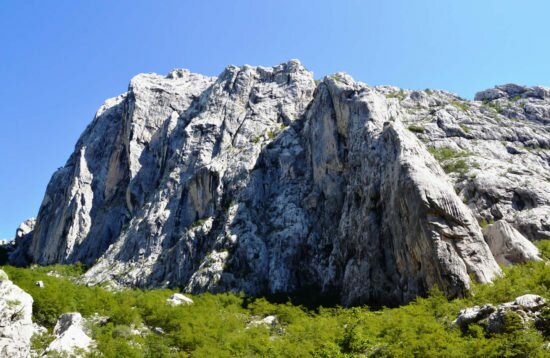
[443,159,469,175]
[408,124,425,134]
[427,147,473,175]
[503,311,525,334]
[483,101,503,114]
[459,123,471,133]
[4,242,550,357]
[386,89,406,101]
[451,100,470,112]
[536,308,550,337]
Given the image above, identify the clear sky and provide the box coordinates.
[1,0,549,239]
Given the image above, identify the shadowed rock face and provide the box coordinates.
[14,60,550,306]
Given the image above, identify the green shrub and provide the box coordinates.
[428,147,471,161]
[427,147,474,175]
[535,308,550,337]
[479,218,494,229]
[503,311,525,334]
[483,101,503,114]
[459,123,471,133]
[451,100,470,112]
[386,89,406,101]
[30,331,55,356]
[190,219,207,229]
[408,124,425,134]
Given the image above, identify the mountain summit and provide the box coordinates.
[10,61,550,306]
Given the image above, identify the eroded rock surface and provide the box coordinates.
[11,61,550,306]
[8,219,36,266]
[453,294,548,334]
[483,220,541,265]
[0,269,36,358]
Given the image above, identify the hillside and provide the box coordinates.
[1,240,550,356]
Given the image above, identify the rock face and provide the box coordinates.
[483,220,541,265]
[0,269,36,358]
[11,61,550,306]
[8,219,36,266]
[46,313,94,355]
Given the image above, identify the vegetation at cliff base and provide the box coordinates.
[3,240,550,357]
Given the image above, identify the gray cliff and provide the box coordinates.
[11,60,550,306]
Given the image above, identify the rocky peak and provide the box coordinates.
[10,61,550,307]
[15,219,35,240]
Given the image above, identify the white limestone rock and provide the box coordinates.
[45,313,94,356]
[0,269,36,358]
[483,220,542,266]
[453,304,496,328]
[453,294,547,333]
[15,219,35,240]
[166,293,194,306]
[248,315,278,328]
[515,294,547,311]
[12,60,550,307]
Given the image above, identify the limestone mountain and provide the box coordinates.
[10,61,550,306]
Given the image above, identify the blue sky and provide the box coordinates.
[1,0,549,239]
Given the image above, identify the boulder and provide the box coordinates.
[453,294,547,334]
[153,327,165,335]
[515,294,547,311]
[166,293,194,306]
[248,315,278,328]
[453,304,496,329]
[45,313,94,355]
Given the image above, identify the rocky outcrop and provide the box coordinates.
[483,220,541,265]
[393,84,550,243]
[8,219,36,266]
[15,219,35,240]
[453,294,547,334]
[0,269,36,358]
[296,74,500,306]
[11,61,550,306]
[45,313,94,356]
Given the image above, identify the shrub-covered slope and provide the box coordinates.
[4,241,550,357]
